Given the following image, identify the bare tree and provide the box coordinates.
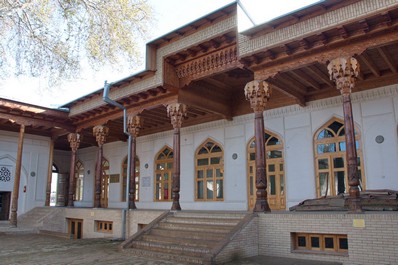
[0,0,153,84]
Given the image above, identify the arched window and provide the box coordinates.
[195,139,224,201]
[101,158,110,208]
[314,118,365,197]
[121,156,140,202]
[247,131,285,210]
[154,146,173,201]
[75,160,84,201]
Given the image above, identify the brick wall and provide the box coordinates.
[127,209,165,237]
[259,212,398,265]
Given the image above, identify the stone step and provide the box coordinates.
[141,234,219,248]
[172,211,248,219]
[157,221,234,233]
[127,248,208,265]
[150,227,228,240]
[164,216,241,226]
[132,240,211,256]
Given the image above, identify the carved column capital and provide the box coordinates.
[327,57,360,95]
[244,80,272,113]
[93,125,109,146]
[167,103,187,129]
[127,115,143,137]
[67,133,82,152]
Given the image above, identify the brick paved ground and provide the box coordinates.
[0,232,340,265]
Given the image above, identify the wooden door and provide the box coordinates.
[247,159,285,210]
[100,160,109,208]
[68,218,83,239]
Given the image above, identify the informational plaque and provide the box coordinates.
[142,176,151,187]
[109,174,120,183]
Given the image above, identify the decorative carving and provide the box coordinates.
[0,166,11,182]
[327,57,360,95]
[127,115,143,137]
[175,46,237,79]
[93,125,109,146]
[67,133,81,153]
[167,103,187,129]
[244,80,272,112]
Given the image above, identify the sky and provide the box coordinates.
[0,0,319,108]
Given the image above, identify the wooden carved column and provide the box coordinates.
[244,80,271,212]
[93,125,109,208]
[127,115,143,210]
[167,103,187,211]
[328,57,362,212]
[45,137,55,206]
[67,133,81,207]
[10,124,25,227]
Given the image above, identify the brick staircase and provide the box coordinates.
[121,211,255,265]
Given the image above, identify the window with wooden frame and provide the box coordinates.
[100,159,110,208]
[74,160,84,201]
[293,233,348,254]
[247,131,285,210]
[121,156,140,202]
[154,146,173,201]
[195,139,224,201]
[314,118,365,197]
[96,220,113,233]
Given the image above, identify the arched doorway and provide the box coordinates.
[247,131,285,210]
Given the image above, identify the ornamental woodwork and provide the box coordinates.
[93,125,109,146]
[175,46,237,79]
[167,103,187,129]
[67,133,81,207]
[127,115,143,137]
[328,57,362,213]
[244,80,272,113]
[244,80,271,212]
[327,57,360,95]
[67,133,82,153]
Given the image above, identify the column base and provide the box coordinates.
[171,201,181,211]
[253,199,271,213]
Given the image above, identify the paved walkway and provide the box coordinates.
[0,232,341,265]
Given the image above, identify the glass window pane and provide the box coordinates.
[317,129,334,139]
[207,169,213,178]
[339,238,348,250]
[250,140,256,148]
[198,147,208,154]
[319,173,329,197]
[325,237,334,249]
[317,143,336,154]
[197,170,203,179]
[249,165,253,174]
[269,175,276,195]
[158,153,165,160]
[297,236,306,247]
[207,180,214,199]
[216,180,223,199]
[280,174,284,195]
[333,157,344,168]
[164,173,168,180]
[335,171,345,195]
[197,181,204,199]
[268,150,282,158]
[216,168,222,178]
[210,157,221,165]
[250,153,255,161]
[211,145,222,153]
[168,152,173,158]
[279,163,283,171]
[157,163,165,170]
[355,141,360,149]
[268,164,275,172]
[329,121,343,134]
[311,237,320,248]
[167,162,173,169]
[156,183,161,200]
[267,137,281,146]
[163,148,170,156]
[339,141,346,151]
[318,159,329,169]
[197,158,209,166]
[249,176,254,195]
[163,183,169,200]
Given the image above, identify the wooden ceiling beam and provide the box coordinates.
[377,46,398,73]
[306,65,335,88]
[179,89,232,120]
[359,53,381,77]
[290,69,321,90]
[268,80,306,107]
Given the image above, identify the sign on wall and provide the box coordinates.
[0,165,12,182]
